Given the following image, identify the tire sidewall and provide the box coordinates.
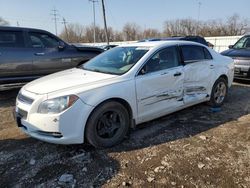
[209,78,228,107]
[85,101,130,148]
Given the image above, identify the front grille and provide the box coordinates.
[17,93,34,105]
[233,59,250,66]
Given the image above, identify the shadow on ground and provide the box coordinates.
[0,83,250,187]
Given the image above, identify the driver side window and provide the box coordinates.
[140,46,180,75]
[28,32,59,48]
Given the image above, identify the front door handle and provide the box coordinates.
[34,52,45,56]
[174,72,182,77]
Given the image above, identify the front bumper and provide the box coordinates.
[15,91,94,145]
[234,65,250,80]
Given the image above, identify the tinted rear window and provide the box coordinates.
[0,31,24,48]
[181,45,212,62]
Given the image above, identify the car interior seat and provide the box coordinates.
[146,58,160,73]
[159,51,176,69]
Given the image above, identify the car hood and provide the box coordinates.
[221,48,250,59]
[71,44,104,53]
[23,68,118,94]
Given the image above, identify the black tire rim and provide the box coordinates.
[214,81,227,104]
[96,110,124,139]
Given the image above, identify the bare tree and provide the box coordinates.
[122,23,142,41]
[112,31,124,42]
[59,14,249,44]
[163,19,198,36]
[163,15,249,37]
[226,14,248,35]
[0,17,9,26]
[142,28,161,39]
[60,23,85,43]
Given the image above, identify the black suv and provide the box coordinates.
[0,26,103,90]
[221,35,250,80]
[139,36,208,46]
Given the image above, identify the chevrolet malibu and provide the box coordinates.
[15,41,234,148]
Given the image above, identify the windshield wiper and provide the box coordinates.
[82,67,118,75]
[94,69,119,75]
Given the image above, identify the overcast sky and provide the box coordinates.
[0,0,249,35]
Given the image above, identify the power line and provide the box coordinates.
[51,8,60,35]
[197,1,202,23]
[196,1,202,35]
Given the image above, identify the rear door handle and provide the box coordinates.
[174,72,182,77]
[34,52,45,56]
[210,64,215,69]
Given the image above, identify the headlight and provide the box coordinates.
[38,95,79,114]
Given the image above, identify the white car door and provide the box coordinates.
[135,46,184,123]
[180,45,215,104]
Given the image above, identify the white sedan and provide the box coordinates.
[15,41,234,148]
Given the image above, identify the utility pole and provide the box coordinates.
[62,17,69,41]
[197,1,202,23]
[51,8,59,35]
[196,1,202,35]
[89,0,98,44]
[101,0,109,45]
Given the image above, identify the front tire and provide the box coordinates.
[208,77,228,107]
[85,101,130,148]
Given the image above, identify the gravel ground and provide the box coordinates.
[0,82,249,188]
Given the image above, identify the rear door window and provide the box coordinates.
[0,31,24,48]
[181,45,212,64]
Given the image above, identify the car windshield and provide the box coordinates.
[82,46,149,75]
[233,36,250,49]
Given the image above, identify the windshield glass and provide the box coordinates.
[233,36,250,49]
[82,46,149,75]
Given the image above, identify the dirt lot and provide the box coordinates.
[0,82,250,188]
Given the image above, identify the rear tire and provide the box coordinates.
[208,77,228,107]
[85,101,130,148]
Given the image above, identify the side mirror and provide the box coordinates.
[58,41,65,50]
[228,45,233,49]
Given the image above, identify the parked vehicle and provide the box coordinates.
[100,44,118,51]
[15,41,234,148]
[139,36,208,46]
[221,35,250,80]
[0,26,103,90]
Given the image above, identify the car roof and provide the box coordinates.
[0,26,51,33]
[119,40,205,49]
